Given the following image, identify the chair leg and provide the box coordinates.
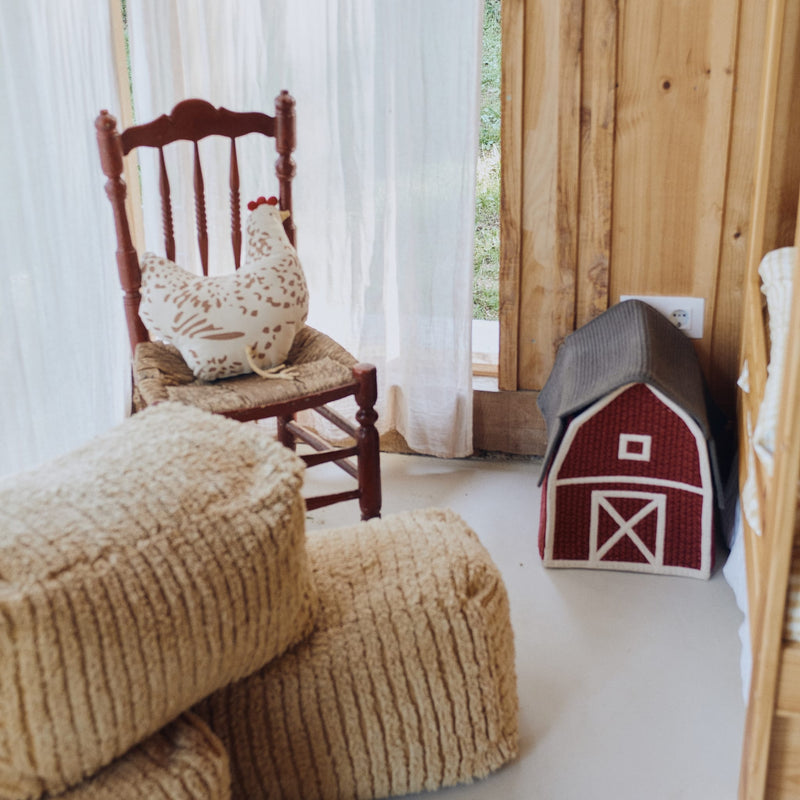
[353,363,381,520]
[277,414,296,450]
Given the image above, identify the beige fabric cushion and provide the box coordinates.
[53,714,229,800]
[0,403,315,799]
[195,508,518,800]
[139,203,309,381]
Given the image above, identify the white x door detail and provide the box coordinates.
[590,491,667,565]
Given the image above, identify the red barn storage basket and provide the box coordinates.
[537,300,722,579]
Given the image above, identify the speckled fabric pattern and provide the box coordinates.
[0,403,314,799]
[139,203,308,381]
[53,714,230,800]
[195,508,519,800]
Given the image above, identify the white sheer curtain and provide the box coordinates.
[0,2,129,478]
[127,0,481,457]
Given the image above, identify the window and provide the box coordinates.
[473,0,501,378]
[618,433,652,462]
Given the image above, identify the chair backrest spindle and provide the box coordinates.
[230,138,242,269]
[275,90,297,246]
[193,141,209,275]
[98,93,296,353]
[158,147,176,262]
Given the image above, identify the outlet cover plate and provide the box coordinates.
[619,295,705,339]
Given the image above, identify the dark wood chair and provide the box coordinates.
[95,92,381,520]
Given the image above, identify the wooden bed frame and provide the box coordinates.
[738,0,800,796]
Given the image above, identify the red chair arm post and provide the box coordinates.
[95,110,148,354]
[353,363,381,520]
[275,90,296,247]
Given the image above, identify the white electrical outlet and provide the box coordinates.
[620,295,705,339]
[669,308,691,330]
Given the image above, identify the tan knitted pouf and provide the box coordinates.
[0,403,315,799]
[195,508,519,800]
[53,713,230,800]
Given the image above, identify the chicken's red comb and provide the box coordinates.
[247,195,279,211]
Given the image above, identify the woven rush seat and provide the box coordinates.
[53,714,230,800]
[134,325,357,414]
[194,508,519,800]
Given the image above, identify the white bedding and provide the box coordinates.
[723,502,751,702]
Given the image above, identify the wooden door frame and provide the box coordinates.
[498,0,525,391]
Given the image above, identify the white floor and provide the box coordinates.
[304,452,746,800]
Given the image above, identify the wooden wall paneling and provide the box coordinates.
[473,383,547,454]
[610,0,739,379]
[741,0,791,424]
[710,0,766,418]
[518,0,582,391]
[575,0,617,329]
[763,2,800,253]
[499,0,526,391]
[497,0,781,449]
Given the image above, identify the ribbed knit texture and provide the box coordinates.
[0,403,315,799]
[539,383,714,578]
[194,508,519,800]
[134,325,356,412]
[53,713,230,800]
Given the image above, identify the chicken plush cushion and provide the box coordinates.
[139,198,308,382]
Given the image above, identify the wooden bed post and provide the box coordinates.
[736,0,797,798]
[741,237,800,800]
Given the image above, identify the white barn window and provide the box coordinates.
[618,433,652,462]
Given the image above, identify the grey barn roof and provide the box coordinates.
[536,299,723,498]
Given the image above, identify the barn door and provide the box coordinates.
[589,490,667,567]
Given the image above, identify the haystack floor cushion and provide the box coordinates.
[194,508,519,800]
[53,713,230,800]
[133,325,356,413]
[0,403,315,799]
